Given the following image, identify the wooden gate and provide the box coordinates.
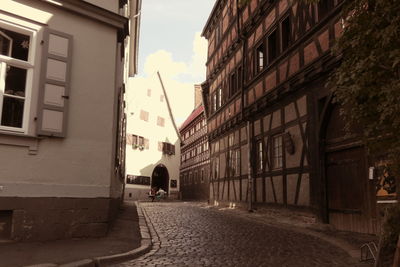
[323,104,377,234]
[326,147,376,233]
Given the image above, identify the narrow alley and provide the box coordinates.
[117,202,360,267]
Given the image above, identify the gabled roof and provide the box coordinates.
[179,105,204,132]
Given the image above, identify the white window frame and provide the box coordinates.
[0,19,38,134]
[272,135,283,169]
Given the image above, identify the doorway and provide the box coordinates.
[322,104,376,233]
[151,164,169,192]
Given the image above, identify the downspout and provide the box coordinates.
[237,0,253,212]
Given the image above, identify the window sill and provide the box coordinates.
[0,131,40,155]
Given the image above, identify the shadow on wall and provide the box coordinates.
[125,138,180,200]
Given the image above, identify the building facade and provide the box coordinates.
[124,75,180,200]
[180,85,210,201]
[0,0,140,241]
[201,0,396,234]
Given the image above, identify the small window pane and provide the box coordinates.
[0,28,30,61]
[5,65,27,97]
[1,96,24,127]
[281,17,291,51]
[268,30,278,64]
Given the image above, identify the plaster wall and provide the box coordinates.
[0,0,120,198]
[83,0,119,13]
[125,77,181,198]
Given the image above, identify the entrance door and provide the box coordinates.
[151,165,169,192]
[323,104,376,234]
[326,147,372,233]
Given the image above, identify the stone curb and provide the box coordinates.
[24,202,152,267]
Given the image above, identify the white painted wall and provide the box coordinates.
[125,76,180,195]
[83,0,119,13]
[0,0,122,198]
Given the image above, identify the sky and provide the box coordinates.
[128,0,216,126]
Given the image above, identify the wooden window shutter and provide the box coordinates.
[37,29,73,137]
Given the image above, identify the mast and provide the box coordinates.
[157,71,183,144]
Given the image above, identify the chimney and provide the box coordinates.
[194,84,202,108]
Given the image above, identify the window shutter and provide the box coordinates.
[36,29,73,137]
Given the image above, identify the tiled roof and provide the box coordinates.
[179,105,204,131]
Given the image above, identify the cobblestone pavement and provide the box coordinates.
[115,202,359,267]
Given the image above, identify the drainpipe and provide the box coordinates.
[247,120,253,212]
[237,0,253,212]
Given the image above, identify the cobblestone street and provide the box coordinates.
[116,202,360,267]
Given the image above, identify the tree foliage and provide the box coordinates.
[331,0,400,176]
[329,0,400,265]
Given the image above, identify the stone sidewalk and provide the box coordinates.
[0,201,149,267]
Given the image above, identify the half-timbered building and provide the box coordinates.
[180,85,210,200]
[201,0,396,234]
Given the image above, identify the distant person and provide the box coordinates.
[156,188,166,200]
[148,187,156,202]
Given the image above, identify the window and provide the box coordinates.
[132,135,138,145]
[217,88,222,108]
[162,142,175,155]
[215,21,222,44]
[131,135,148,150]
[147,88,151,97]
[212,93,217,112]
[256,43,265,73]
[237,66,242,91]
[268,29,278,64]
[138,136,144,146]
[170,179,177,188]
[272,135,283,169]
[160,95,164,102]
[281,16,291,52]
[126,175,151,185]
[212,158,220,180]
[228,133,234,147]
[318,0,334,20]
[0,24,33,131]
[256,140,263,173]
[140,110,149,122]
[230,149,240,177]
[157,116,165,127]
[200,169,205,183]
[230,72,237,96]
[144,138,149,149]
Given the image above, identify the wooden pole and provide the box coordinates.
[156,71,183,144]
[247,121,253,212]
[393,234,400,267]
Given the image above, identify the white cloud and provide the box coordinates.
[187,32,208,81]
[130,33,207,126]
[144,50,187,78]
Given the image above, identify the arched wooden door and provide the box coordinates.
[323,105,376,234]
[151,164,169,193]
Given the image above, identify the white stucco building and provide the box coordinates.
[125,74,181,200]
[0,0,141,241]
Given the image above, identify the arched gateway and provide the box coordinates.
[151,164,169,192]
